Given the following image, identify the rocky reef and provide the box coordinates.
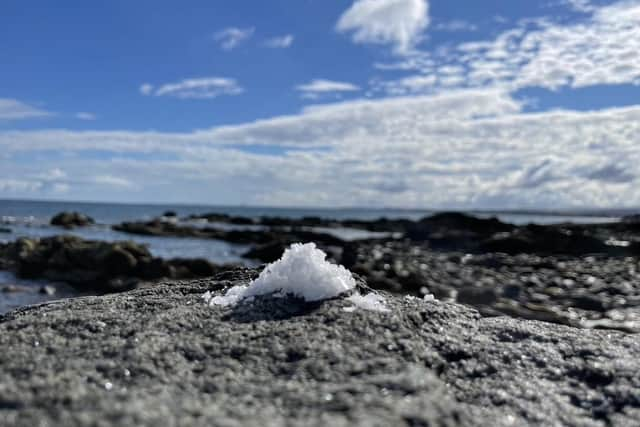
[50,211,95,228]
[0,236,232,293]
[0,270,638,426]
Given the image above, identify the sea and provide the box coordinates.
[0,199,624,314]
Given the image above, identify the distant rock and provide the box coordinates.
[406,212,515,242]
[0,227,11,233]
[50,211,95,228]
[0,235,231,293]
[0,271,638,426]
[478,224,610,255]
[162,210,177,217]
[622,214,640,223]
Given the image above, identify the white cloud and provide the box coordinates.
[140,77,244,99]
[433,20,478,32]
[336,0,429,54]
[93,175,134,188]
[296,79,360,99]
[75,112,96,121]
[561,0,596,12]
[139,83,154,95]
[213,27,255,51]
[374,1,640,94]
[0,99,51,121]
[4,89,639,208]
[264,34,294,48]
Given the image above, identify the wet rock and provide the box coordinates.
[1,285,30,293]
[50,211,95,228]
[0,236,229,293]
[479,225,610,255]
[162,210,177,217]
[0,227,11,233]
[406,212,515,241]
[0,273,638,426]
[457,287,498,306]
[570,294,607,312]
[39,285,56,295]
[243,240,287,263]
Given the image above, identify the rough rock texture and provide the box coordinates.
[0,270,638,426]
[345,241,640,333]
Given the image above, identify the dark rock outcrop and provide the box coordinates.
[479,224,611,255]
[0,272,638,426]
[0,227,11,233]
[50,211,95,228]
[0,236,229,293]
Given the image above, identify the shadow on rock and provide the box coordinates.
[221,294,326,323]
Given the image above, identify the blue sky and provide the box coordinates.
[2,0,640,208]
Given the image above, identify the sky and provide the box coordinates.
[1,0,640,209]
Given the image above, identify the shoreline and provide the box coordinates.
[1,209,640,331]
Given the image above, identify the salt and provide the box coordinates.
[203,242,388,312]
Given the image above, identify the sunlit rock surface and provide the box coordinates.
[0,269,638,426]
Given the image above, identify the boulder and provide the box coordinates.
[0,271,638,426]
[50,211,95,228]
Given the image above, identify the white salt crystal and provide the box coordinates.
[345,293,390,313]
[207,243,357,306]
[204,242,389,312]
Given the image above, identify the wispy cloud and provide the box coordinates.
[336,0,430,54]
[433,19,478,32]
[264,34,294,48]
[213,27,255,51]
[75,112,96,121]
[0,99,51,121]
[139,83,154,96]
[140,77,244,99]
[296,79,360,99]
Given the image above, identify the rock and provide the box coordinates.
[0,227,11,233]
[0,271,638,426]
[39,285,56,295]
[1,285,30,293]
[243,240,287,263]
[162,210,177,217]
[406,212,515,241]
[479,225,610,255]
[0,236,231,293]
[50,211,95,228]
[622,214,640,224]
[456,287,499,306]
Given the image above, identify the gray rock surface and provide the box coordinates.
[0,269,638,426]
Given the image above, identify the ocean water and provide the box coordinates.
[0,199,621,313]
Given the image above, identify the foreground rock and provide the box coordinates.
[50,211,95,228]
[0,236,231,293]
[0,271,638,426]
